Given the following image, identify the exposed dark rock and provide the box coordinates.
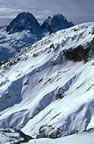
[0,128,33,144]
[6,12,74,35]
[49,43,55,49]
[42,14,74,33]
[6,12,41,34]
[33,53,38,57]
[0,59,9,66]
[55,93,63,100]
[37,125,62,139]
[63,45,91,62]
[15,129,33,143]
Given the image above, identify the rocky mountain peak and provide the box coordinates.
[42,13,74,33]
[6,12,41,34]
[6,12,74,34]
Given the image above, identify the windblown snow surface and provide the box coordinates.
[1,22,94,143]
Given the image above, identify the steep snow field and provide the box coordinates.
[0,22,94,143]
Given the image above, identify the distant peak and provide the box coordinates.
[6,12,40,34]
[16,12,35,19]
[53,13,65,19]
[42,13,74,33]
[6,12,74,34]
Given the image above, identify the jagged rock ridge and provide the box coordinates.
[6,12,74,34]
[42,14,74,33]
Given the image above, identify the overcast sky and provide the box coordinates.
[0,0,94,26]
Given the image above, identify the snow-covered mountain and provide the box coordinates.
[0,12,73,62]
[0,22,94,143]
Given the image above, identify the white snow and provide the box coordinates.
[27,131,94,144]
[0,22,94,143]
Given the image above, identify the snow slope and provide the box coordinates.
[27,131,94,144]
[0,22,94,143]
[0,130,94,144]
